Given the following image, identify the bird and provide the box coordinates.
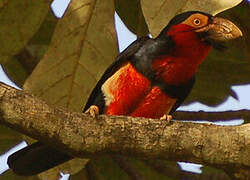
[7,11,242,176]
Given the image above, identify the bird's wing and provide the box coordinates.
[83,36,150,112]
[169,76,195,114]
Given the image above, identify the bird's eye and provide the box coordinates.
[193,18,201,25]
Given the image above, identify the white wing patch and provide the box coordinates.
[101,64,129,106]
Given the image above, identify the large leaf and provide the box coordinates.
[83,155,131,180]
[23,0,118,112]
[2,10,58,87]
[0,170,39,180]
[0,0,51,64]
[0,126,22,153]
[140,0,243,37]
[70,168,89,180]
[115,0,149,37]
[37,159,89,180]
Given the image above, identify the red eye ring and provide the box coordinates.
[193,18,201,25]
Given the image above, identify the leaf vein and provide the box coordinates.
[51,95,68,106]
[38,74,72,97]
[66,2,91,17]
[77,62,98,81]
[66,0,97,109]
[65,24,86,37]
[72,80,88,92]
[85,39,108,61]
[41,52,77,75]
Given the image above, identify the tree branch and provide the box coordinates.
[173,110,250,122]
[0,82,249,178]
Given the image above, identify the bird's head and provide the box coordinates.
[159,11,243,50]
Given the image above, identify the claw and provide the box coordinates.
[85,105,99,118]
[160,114,172,123]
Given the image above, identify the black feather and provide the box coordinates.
[7,142,72,176]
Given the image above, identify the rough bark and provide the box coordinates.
[173,110,250,123]
[0,82,249,178]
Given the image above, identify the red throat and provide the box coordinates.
[152,24,211,85]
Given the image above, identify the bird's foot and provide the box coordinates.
[160,114,172,123]
[85,105,99,118]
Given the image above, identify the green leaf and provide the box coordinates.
[125,158,174,180]
[84,156,130,180]
[115,0,149,37]
[24,0,118,112]
[0,170,39,180]
[70,168,89,180]
[0,0,51,64]
[28,11,58,46]
[0,126,22,153]
[2,11,58,87]
[86,156,177,180]
[37,159,88,180]
[202,166,231,180]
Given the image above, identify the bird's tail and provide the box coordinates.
[7,142,72,176]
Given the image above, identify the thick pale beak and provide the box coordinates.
[197,17,243,42]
